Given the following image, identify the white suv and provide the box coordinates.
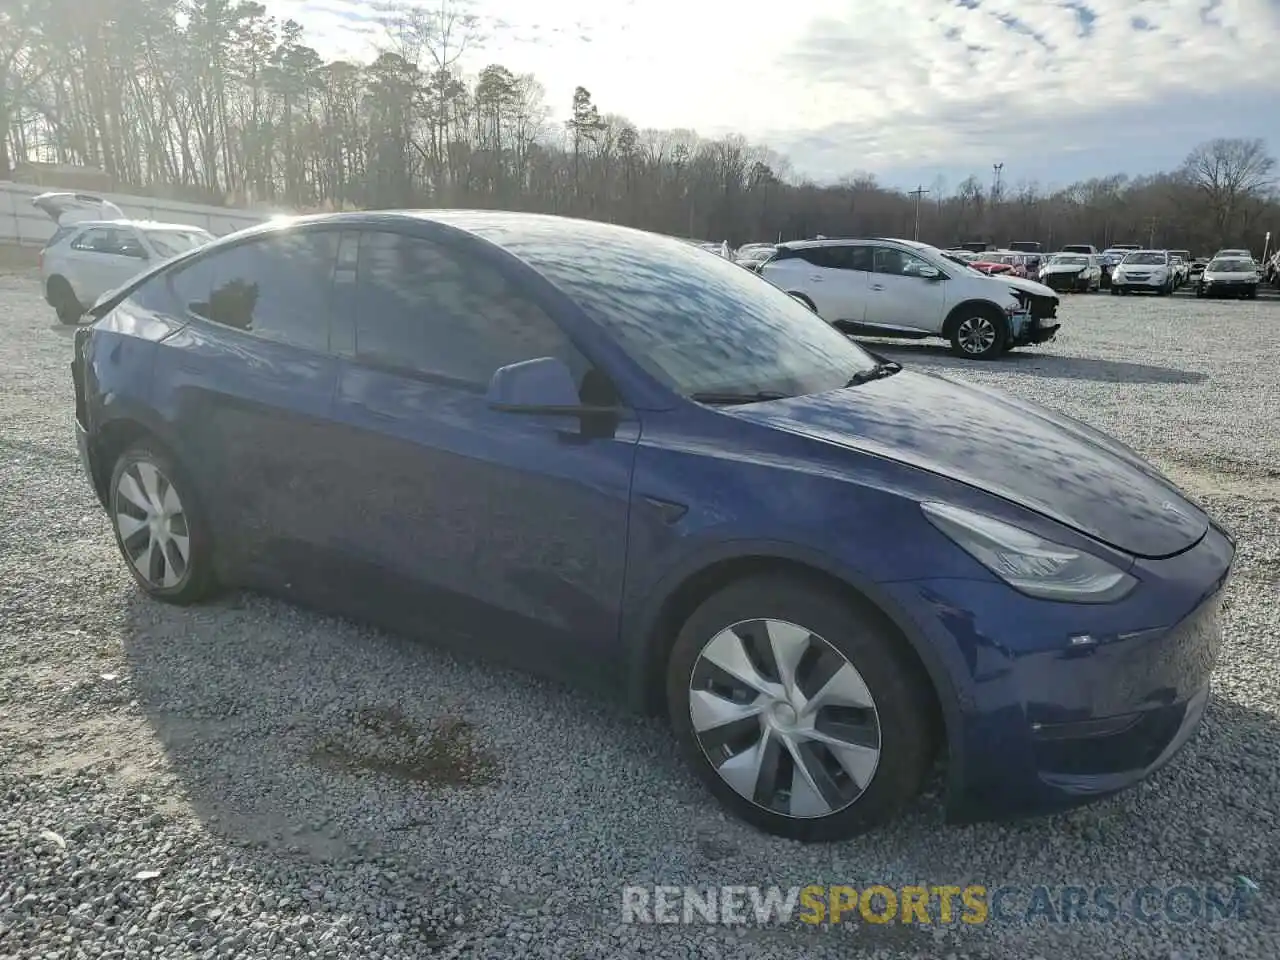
[1109,250,1174,295]
[758,237,1060,359]
[33,192,214,324]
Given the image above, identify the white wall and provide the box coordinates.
[0,181,273,246]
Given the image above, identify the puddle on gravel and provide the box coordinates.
[309,706,498,787]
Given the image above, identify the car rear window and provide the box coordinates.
[44,226,76,249]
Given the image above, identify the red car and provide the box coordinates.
[970,253,1027,277]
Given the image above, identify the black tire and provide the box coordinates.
[1110,286,1121,296]
[108,442,218,605]
[947,306,1006,360]
[47,276,83,325]
[665,575,936,842]
[1247,289,1258,300]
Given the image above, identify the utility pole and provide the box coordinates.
[908,185,931,241]
[991,163,1004,201]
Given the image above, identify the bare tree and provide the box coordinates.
[1183,138,1277,244]
[2,0,1275,253]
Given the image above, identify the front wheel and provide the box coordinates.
[47,276,83,324]
[948,308,1006,360]
[666,575,936,841]
[109,443,218,604]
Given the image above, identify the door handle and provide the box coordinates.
[809,275,824,282]
[870,283,885,291]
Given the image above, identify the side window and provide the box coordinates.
[71,227,147,258]
[798,247,841,270]
[845,246,873,272]
[115,230,148,259]
[798,246,872,271]
[71,228,109,253]
[168,230,338,352]
[873,247,932,277]
[349,230,588,389]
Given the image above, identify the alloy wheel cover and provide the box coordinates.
[113,459,192,589]
[688,618,882,819]
[958,316,997,354]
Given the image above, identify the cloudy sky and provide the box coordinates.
[264,0,1280,189]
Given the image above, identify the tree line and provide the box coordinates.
[2,0,1276,255]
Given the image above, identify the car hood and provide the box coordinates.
[1000,275,1057,297]
[1042,264,1086,274]
[729,371,1207,559]
[1203,270,1254,280]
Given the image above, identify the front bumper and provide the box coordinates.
[880,521,1233,823]
[1111,275,1168,291]
[1008,311,1060,346]
[75,420,107,508]
[1041,271,1090,292]
[1199,281,1257,297]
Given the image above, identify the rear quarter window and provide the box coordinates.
[45,226,76,249]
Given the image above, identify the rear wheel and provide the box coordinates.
[108,443,217,605]
[47,276,82,324]
[948,307,1006,360]
[666,575,936,841]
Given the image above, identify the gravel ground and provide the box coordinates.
[1,271,1278,960]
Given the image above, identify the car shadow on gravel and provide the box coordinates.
[867,342,1209,385]
[114,584,1280,955]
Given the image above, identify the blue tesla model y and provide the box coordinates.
[71,212,1233,841]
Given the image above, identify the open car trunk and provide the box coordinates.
[31,192,126,225]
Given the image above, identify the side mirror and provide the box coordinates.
[915,265,942,280]
[486,357,622,417]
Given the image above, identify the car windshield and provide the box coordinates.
[485,221,878,398]
[1122,252,1166,265]
[1051,255,1088,265]
[146,229,213,258]
[1208,259,1251,272]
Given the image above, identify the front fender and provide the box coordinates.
[620,536,968,799]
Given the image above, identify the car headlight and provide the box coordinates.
[921,501,1136,603]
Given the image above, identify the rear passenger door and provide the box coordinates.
[797,246,871,325]
[69,226,151,303]
[148,229,343,577]
[324,227,639,681]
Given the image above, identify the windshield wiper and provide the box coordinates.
[689,390,791,405]
[845,360,902,387]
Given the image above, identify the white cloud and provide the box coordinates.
[262,0,1280,180]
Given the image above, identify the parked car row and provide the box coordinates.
[69,209,1234,843]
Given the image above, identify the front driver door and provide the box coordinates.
[324,228,639,685]
[863,246,948,334]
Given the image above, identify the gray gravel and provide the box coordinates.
[1,270,1278,959]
